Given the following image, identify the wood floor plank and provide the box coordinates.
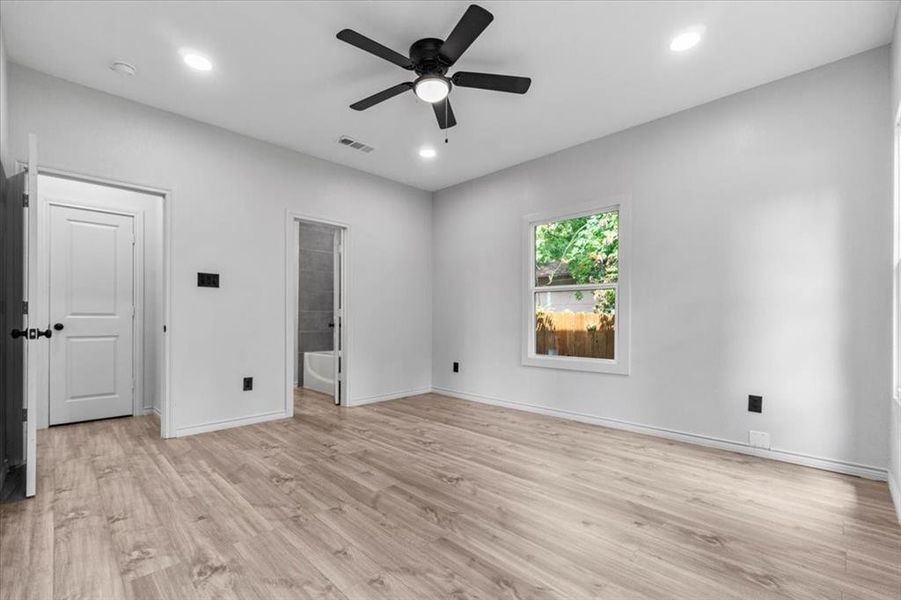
[1,389,898,600]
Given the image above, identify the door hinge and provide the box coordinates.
[22,301,28,315]
[22,408,27,422]
[22,193,29,207]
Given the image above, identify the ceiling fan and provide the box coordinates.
[337,4,531,130]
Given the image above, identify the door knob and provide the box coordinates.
[10,329,28,339]
[53,323,64,331]
[36,328,52,339]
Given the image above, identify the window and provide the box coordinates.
[522,202,630,374]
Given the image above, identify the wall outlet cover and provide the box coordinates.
[748,395,763,413]
[197,272,220,288]
[243,377,253,391]
[453,362,459,373]
[749,430,771,449]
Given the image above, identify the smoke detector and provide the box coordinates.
[337,135,375,153]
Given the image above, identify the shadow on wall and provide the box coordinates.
[297,221,338,385]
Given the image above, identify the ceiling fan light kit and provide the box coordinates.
[337,4,531,130]
[414,75,450,103]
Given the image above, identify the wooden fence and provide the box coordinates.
[536,311,615,359]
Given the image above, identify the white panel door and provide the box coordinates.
[49,204,134,425]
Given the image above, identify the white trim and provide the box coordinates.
[23,163,175,439]
[24,135,38,498]
[431,386,888,481]
[286,211,350,413]
[521,197,631,375]
[893,107,901,402]
[890,469,901,525]
[347,387,433,407]
[287,215,299,416]
[175,409,289,437]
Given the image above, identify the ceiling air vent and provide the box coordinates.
[337,135,375,153]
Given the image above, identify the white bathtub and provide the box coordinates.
[303,350,334,396]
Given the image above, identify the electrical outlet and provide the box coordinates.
[749,430,771,449]
[748,395,762,413]
[243,377,253,391]
[453,362,459,373]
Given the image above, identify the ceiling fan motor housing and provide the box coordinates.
[410,38,449,75]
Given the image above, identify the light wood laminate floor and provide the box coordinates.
[1,389,899,599]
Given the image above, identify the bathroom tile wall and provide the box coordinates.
[297,221,336,384]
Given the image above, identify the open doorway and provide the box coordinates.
[36,173,165,427]
[9,143,172,500]
[290,216,347,407]
[33,172,166,431]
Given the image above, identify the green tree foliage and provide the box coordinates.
[535,211,618,315]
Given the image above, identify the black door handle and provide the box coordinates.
[36,328,52,339]
[53,323,64,331]
[10,329,28,339]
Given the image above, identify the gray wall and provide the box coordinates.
[297,221,336,385]
[432,48,892,474]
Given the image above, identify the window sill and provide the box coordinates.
[522,353,630,375]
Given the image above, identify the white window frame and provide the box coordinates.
[522,198,631,375]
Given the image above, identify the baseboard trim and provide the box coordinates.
[347,387,433,407]
[890,471,901,525]
[175,409,289,437]
[431,386,888,481]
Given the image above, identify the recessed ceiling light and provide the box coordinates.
[109,61,136,76]
[670,27,704,52]
[182,52,213,72]
[419,147,437,159]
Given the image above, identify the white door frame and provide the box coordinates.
[285,211,349,410]
[23,162,175,439]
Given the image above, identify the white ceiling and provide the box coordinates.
[1,1,897,191]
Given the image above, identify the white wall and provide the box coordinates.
[432,48,892,475]
[890,5,901,517]
[8,64,432,435]
[0,22,9,167]
[893,6,901,113]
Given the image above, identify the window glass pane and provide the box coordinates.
[534,210,618,286]
[535,289,615,359]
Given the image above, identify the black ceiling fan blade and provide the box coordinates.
[432,98,457,129]
[452,71,531,94]
[350,82,413,111]
[438,5,493,66]
[337,29,413,70]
